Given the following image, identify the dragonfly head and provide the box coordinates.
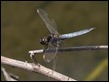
[39,37,47,45]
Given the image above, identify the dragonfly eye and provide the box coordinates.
[39,37,47,45]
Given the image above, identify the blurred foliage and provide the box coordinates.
[1,1,108,81]
[85,58,108,81]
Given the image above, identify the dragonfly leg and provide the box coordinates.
[43,45,48,53]
[52,43,57,47]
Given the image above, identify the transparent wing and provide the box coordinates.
[37,8,59,34]
[52,19,58,32]
[52,41,59,71]
[59,27,95,39]
[43,38,60,63]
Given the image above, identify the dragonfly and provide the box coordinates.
[37,8,95,63]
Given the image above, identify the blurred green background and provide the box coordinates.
[1,1,108,81]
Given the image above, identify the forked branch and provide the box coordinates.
[1,56,77,81]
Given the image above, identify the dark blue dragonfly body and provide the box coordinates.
[37,9,94,63]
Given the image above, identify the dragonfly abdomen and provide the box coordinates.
[59,27,95,40]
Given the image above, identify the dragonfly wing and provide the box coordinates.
[37,9,59,34]
[43,38,60,63]
[52,41,59,71]
[60,27,95,39]
[52,19,58,32]
[43,45,56,63]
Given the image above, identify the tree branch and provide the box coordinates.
[29,45,108,55]
[1,56,77,81]
[1,67,19,81]
[1,45,108,81]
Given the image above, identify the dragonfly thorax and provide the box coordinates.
[40,34,59,45]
